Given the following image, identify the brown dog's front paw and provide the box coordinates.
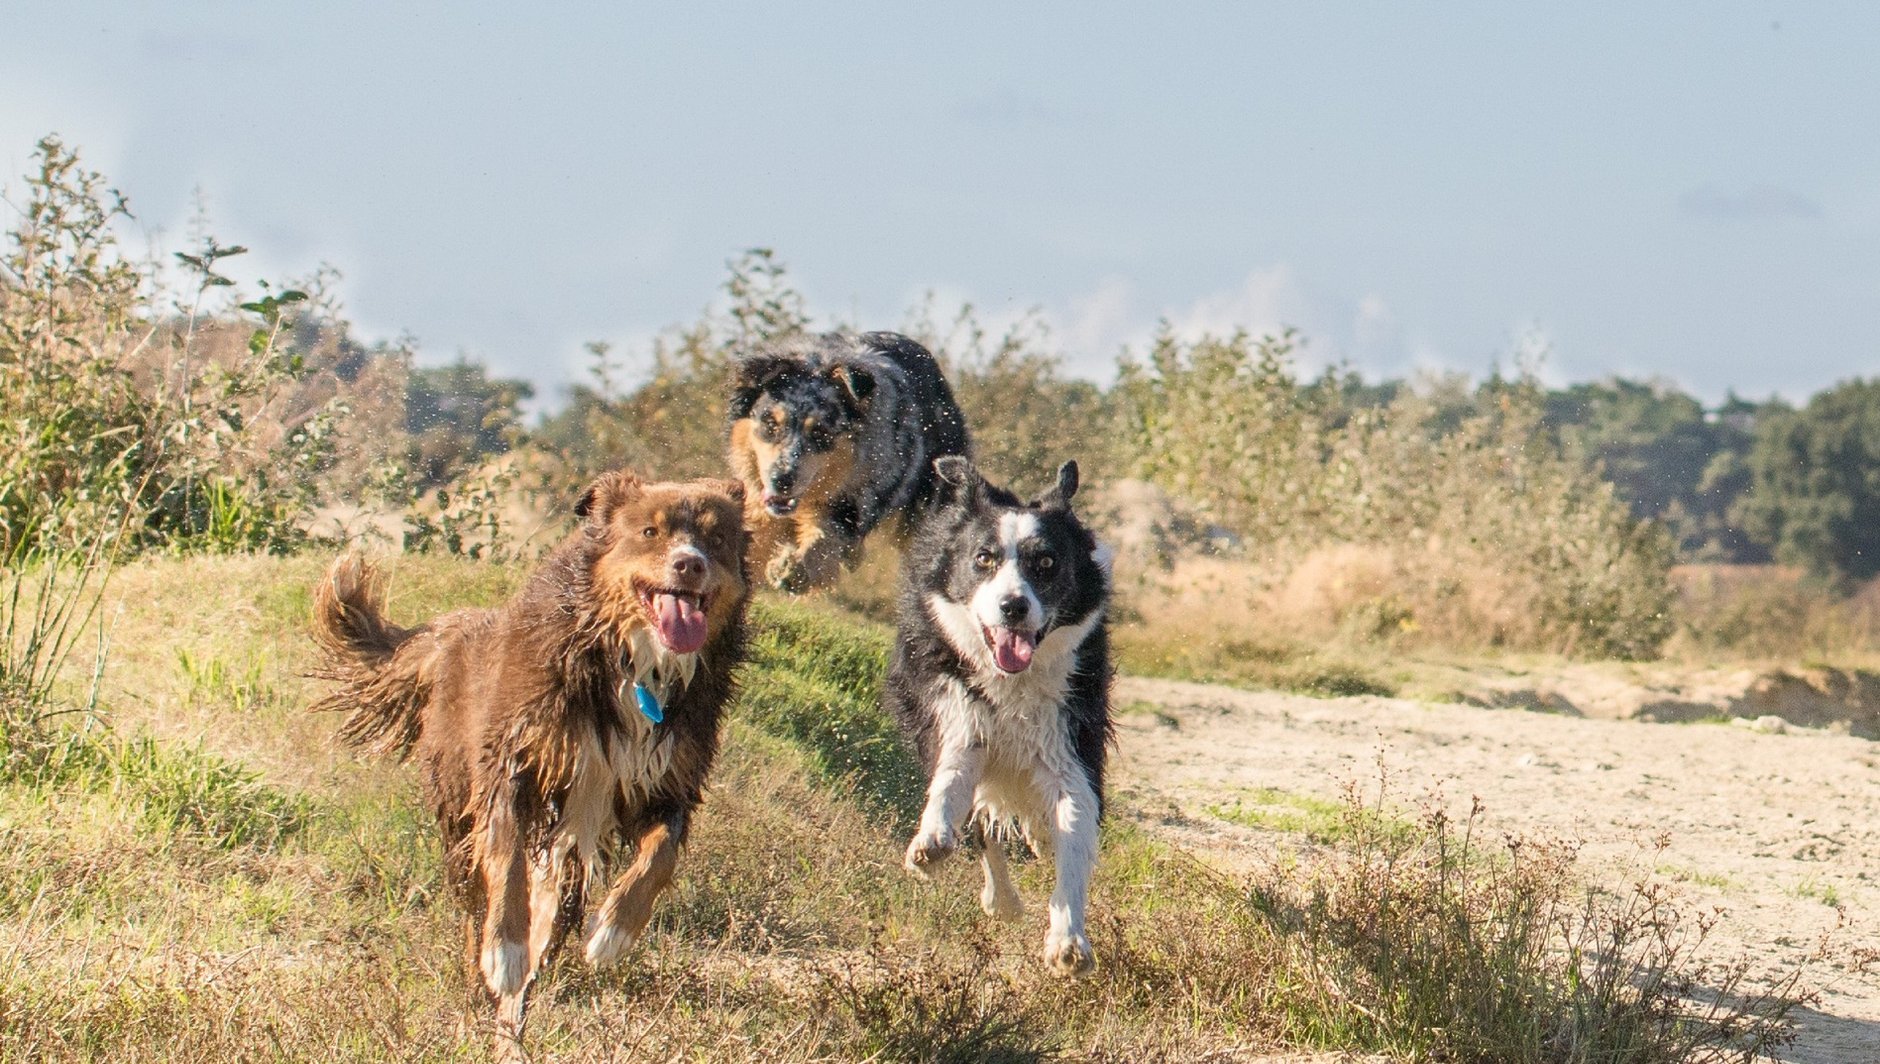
[583,921,638,968]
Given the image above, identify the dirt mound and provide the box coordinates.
[1454,662,1880,737]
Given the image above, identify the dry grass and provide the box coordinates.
[0,554,1809,1062]
[1666,564,1880,665]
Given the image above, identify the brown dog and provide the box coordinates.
[310,471,749,1054]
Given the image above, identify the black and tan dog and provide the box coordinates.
[728,330,970,592]
[310,471,749,1056]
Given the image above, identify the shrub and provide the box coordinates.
[534,248,809,491]
[902,299,1116,492]
[0,136,376,557]
[1113,329,1675,659]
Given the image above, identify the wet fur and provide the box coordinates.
[310,471,750,1055]
[727,330,970,591]
[883,457,1114,976]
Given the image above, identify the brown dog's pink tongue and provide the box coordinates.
[991,627,1036,673]
[653,593,708,654]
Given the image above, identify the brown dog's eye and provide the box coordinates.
[642,526,657,539]
[975,550,998,571]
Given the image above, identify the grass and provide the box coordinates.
[1205,786,1410,845]
[1657,864,1740,892]
[1791,878,1843,908]
[1114,628,1398,699]
[0,553,1809,1062]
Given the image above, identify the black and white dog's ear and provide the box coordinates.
[1040,460,1080,509]
[933,455,980,505]
[830,364,876,414]
[576,468,644,523]
[728,353,796,419]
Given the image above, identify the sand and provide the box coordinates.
[1112,675,1880,1064]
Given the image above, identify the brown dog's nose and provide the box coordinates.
[669,546,708,581]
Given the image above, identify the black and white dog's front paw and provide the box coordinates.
[903,826,957,876]
[1043,928,1096,977]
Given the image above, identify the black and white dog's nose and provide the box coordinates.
[998,595,1031,624]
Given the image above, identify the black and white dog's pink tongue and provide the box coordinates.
[991,627,1036,673]
[653,594,708,654]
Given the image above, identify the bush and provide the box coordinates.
[1112,329,1675,659]
[0,136,379,557]
[534,248,810,492]
[902,300,1116,492]
[1252,788,1800,1062]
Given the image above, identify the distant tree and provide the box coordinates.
[1733,378,1880,581]
[404,358,532,490]
[534,249,809,488]
[1543,379,1765,560]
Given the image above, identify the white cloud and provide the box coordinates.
[1167,265,1315,344]
[1054,276,1141,376]
[902,265,1454,386]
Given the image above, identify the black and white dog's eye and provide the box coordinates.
[1036,555,1055,571]
[975,550,998,570]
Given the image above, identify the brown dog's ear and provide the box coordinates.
[708,477,746,506]
[830,364,876,414]
[576,469,644,521]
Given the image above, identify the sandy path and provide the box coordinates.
[1111,676,1880,1064]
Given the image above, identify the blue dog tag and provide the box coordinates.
[633,682,664,725]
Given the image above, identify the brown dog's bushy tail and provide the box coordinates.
[311,554,429,759]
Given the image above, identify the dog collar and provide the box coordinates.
[632,682,664,725]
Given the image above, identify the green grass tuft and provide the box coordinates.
[734,595,924,824]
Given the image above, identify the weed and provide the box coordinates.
[1791,879,1842,908]
[1248,788,1803,1062]
[815,942,1065,1064]
[176,648,272,713]
[109,736,307,848]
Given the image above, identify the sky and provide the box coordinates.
[5,2,1877,406]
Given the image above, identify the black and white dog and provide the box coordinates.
[884,456,1113,976]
